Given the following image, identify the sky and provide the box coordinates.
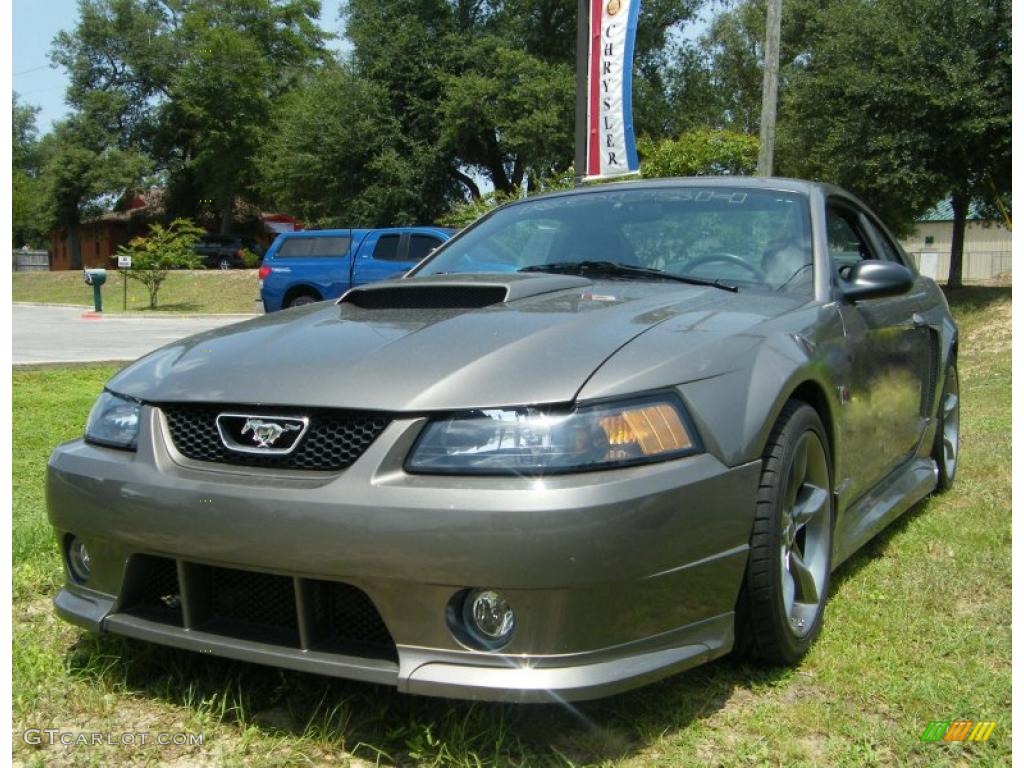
[11,0,349,132]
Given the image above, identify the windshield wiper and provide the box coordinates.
[519,261,738,292]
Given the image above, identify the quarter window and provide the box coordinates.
[863,218,905,264]
[826,205,875,274]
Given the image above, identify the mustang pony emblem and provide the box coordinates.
[214,413,310,455]
[241,418,302,448]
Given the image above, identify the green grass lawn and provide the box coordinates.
[12,269,260,314]
[11,288,1011,766]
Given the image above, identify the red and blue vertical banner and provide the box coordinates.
[584,0,641,181]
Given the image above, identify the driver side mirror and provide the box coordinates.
[839,260,913,302]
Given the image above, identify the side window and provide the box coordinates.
[310,236,351,257]
[408,235,442,263]
[826,205,875,274]
[277,238,315,258]
[372,234,403,262]
[276,236,351,258]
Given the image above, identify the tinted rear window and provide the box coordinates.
[276,236,351,258]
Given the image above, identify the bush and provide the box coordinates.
[239,247,261,268]
[117,219,205,309]
[639,129,759,178]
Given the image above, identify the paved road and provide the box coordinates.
[13,305,254,365]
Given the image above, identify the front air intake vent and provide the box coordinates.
[341,284,508,310]
[339,274,593,310]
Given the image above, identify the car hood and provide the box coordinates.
[108,274,804,411]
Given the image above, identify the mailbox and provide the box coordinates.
[83,269,107,312]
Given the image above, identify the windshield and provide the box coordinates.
[415,187,814,294]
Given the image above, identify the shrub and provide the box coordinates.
[117,219,205,309]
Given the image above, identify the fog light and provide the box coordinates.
[464,589,515,647]
[66,536,91,583]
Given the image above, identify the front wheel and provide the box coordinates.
[218,258,232,270]
[932,359,959,491]
[736,401,833,665]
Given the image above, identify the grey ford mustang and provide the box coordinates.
[48,178,959,702]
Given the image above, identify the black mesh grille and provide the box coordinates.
[161,404,390,471]
[121,555,182,625]
[117,557,396,658]
[312,581,396,656]
[209,566,297,630]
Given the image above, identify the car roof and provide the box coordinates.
[522,176,851,201]
[277,226,451,237]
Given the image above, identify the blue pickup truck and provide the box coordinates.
[259,226,456,312]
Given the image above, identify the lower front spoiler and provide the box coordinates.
[55,588,733,703]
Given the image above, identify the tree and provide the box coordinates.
[12,94,50,247]
[51,0,327,232]
[436,36,574,195]
[43,117,149,269]
[778,0,1011,286]
[662,0,815,136]
[342,0,706,207]
[117,218,205,308]
[259,65,428,226]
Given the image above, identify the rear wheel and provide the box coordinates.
[736,401,833,665]
[287,292,319,308]
[932,359,959,491]
[217,258,232,270]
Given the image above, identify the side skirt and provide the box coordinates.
[831,457,938,569]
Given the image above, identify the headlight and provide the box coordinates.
[406,395,700,475]
[85,391,141,450]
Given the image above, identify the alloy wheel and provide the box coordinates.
[779,431,831,638]
[941,369,960,480]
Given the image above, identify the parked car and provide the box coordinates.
[259,227,457,311]
[48,178,958,702]
[194,235,264,270]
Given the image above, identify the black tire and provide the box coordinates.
[931,359,960,492]
[218,258,232,270]
[735,401,834,665]
[287,293,319,309]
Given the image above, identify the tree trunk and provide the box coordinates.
[219,192,234,235]
[947,193,967,289]
[511,156,525,191]
[486,135,513,194]
[452,169,482,200]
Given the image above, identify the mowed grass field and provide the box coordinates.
[12,288,1011,767]
[12,270,260,314]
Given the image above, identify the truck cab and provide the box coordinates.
[259,226,456,312]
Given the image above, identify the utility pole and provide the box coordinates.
[574,0,589,184]
[757,0,783,176]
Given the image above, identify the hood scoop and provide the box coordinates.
[338,274,592,310]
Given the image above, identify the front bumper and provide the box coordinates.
[48,407,760,702]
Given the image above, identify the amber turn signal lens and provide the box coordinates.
[599,404,693,456]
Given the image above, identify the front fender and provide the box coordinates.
[677,336,840,467]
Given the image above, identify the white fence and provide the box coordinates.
[906,250,1011,283]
